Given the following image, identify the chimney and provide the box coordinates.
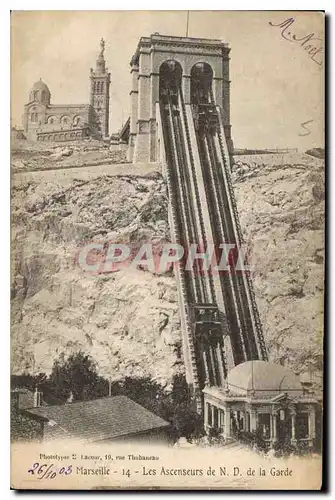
[33,386,42,407]
[67,391,74,403]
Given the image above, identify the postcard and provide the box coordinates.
[11,10,324,490]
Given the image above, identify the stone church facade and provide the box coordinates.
[23,39,111,142]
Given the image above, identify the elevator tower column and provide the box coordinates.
[128,34,233,163]
[129,35,267,413]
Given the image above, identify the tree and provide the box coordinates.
[12,354,206,443]
[160,374,205,440]
[111,376,167,417]
[48,351,105,403]
[169,399,204,440]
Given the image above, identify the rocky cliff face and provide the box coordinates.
[233,152,324,385]
[11,147,324,387]
[12,170,183,387]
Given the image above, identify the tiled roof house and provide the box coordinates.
[23,395,170,444]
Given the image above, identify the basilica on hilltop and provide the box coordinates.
[22,39,111,142]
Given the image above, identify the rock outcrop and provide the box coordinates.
[232,152,324,386]
[12,172,183,386]
[11,147,324,388]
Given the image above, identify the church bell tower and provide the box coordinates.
[90,38,111,139]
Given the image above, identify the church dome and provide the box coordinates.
[31,79,50,93]
[227,360,303,397]
[29,79,51,105]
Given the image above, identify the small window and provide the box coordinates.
[61,116,70,126]
[218,410,225,432]
[296,413,309,439]
[213,407,218,428]
[258,413,271,439]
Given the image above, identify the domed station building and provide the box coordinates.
[203,360,321,448]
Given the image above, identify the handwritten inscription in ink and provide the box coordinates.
[269,17,323,66]
[28,462,73,480]
[299,119,314,136]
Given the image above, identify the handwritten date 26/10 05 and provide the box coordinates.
[269,17,323,66]
[28,462,72,480]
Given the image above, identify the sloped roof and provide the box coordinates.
[119,117,130,141]
[227,361,303,397]
[11,387,31,394]
[24,396,170,442]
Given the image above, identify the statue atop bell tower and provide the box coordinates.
[90,38,111,138]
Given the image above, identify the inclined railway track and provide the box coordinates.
[159,79,268,410]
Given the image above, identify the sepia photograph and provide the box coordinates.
[10,10,324,490]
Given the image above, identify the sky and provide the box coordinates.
[11,11,324,149]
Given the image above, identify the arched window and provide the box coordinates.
[61,115,70,126]
[73,116,81,126]
[101,82,104,93]
[190,62,213,105]
[159,60,183,106]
